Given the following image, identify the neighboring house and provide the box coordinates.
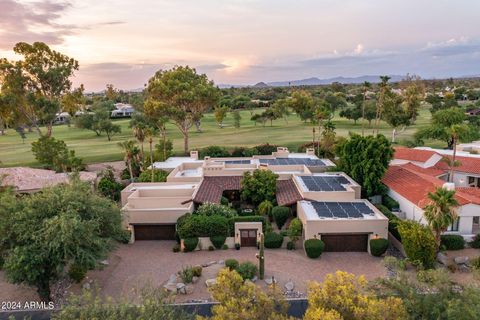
[54,112,71,124]
[121,147,388,252]
[0,167,97,193]
[111,103,135,118]
[382,164,480,241]
[456,141,480,154]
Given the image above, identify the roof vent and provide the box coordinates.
[443,182,455,191]
[190,150,199,160]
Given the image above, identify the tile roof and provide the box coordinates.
[193,176,243,204]
[400,162,446,177]
[434,155,480,175]
[394,147,437,162]
[276,179,303,206]
[383,165,480,207]
[0,167,97,192]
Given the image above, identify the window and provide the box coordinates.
[448,218,460,232]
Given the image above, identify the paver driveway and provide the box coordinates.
[85,241,387,302]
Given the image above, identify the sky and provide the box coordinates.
[1,0,480,92]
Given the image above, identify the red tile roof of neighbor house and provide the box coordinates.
[382,165,480,208]
[0,167,97,192]
[394,147,437,162]
[400,162,446,177]
[276,179,303,206]
[434,155,480,175]
[193,176,243,204]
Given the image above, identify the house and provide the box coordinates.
[54,112,71,124]
[0,167,97,193]
[111,103,135,118]
[382,164,480,240]
[456,141,480,154]
[121,147,388,252]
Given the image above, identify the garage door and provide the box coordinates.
[321,234,368,252]
[134,224,176,240]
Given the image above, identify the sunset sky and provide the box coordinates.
[1,0,480,91]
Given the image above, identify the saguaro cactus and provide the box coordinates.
[258,233,265,280]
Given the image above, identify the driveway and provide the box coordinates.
[76,241,387,302]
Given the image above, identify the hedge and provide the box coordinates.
[183,237,199,252]
[228,216,267,236]
[264,232,284,249]
[210,235,226,249]
[441,235,465,250]
[382,195,400,210]
[376,204,402,242]
[177,214,230,238]
[272,206,290,230]
[370,238,389,257]
[304,239,325,259]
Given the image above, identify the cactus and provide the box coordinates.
[258,233,265,280]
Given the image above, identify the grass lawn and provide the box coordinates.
[0,107,442,167]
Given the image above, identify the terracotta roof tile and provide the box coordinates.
[276,179,303,206]
[434,155,480,175]
[394,147,437,162]
[400,162,446,177]
[193,176,242,204]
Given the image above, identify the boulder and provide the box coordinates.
[205,278,217,287]
[185,285,194,295]
[437,252,449,265]
[285,281,295,292]
[218,260,225,265]
[251,276,258,283]
[167,274,177,284]
[265,277,277,285]
[99,260,109,266]
[163,283,177,292]
[192,276,199,284]
[454,256,469,265]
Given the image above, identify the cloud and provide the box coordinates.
[421,37,480,57]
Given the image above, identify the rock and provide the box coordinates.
[285,281,295,292]
[208,261,217,266]
[251,276,257,283]
[176,283,186,290]
[437,252,449,265]
[82,283,91,290]
[192,276,199,284]
[459,264,470,273]
[99,260,109,266]
[205,278,217,287]
[454,256,469,265]
[163,283,177,292]
[167,274,177,284]
[185,285,194,295]
[265,277,277,285]
[218,260,225,265]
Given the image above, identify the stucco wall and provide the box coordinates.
[234,222,263,244]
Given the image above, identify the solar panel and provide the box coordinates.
[224,160,251,164]
[300,175,349,192]
[258,158,326,166]
[310,201,374,219]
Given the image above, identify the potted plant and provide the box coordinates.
[235,243,241,250]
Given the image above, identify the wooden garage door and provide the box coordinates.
[322,234,368,252]
[134,224,176,240]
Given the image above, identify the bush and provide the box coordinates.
[253,143,278,155]
[220,196,229,206]
[183,237,199,252]
[286,241,294,250]
[177,214,230,238]
[398,220,436,269]
[137,169,168,182]
[199,145,230,159]
[370,238,389,257]
[231,147,254,157]
[115,229,131,244]
[221,244,229,250]
[471,257,480,270]
[179,266,194,283]
[288,218,303,243]
[471,234,480,249]
[228,216,267,236]
[376,204,401,241]
[441,235,465,250]
[210,235,226,249]
[382,195,400,210]
[208,245,215,251]
[272,206,290,230]
[196,203,236,218]
[97,169,123,201]
[264,232,284,249]
[225,259,239,271]
[304,239,325,259]
[172,244,180,253]
[192,266,202,277]
[236,262,258,280]
[68,264,87,283]
[240,170,278,205]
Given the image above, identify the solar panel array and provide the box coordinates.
[300,175,349,191]
[258,158,326,166]
[222,160,251,164]
[310,202,374,219]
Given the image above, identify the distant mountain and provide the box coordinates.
[267,75,405,87]
[253,82,269,88]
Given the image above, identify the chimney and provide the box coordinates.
[190,150,198,160]
[443,182,455,191]
[306,148,315,156]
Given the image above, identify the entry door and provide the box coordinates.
[240,229,257,247]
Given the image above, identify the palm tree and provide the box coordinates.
[423,187,459,250]
[129,113,147,162]
[118,140,137,183]
[447,124,469,183]
[361,81,371,137]
[373,76,391,136]
[144,127,158,182]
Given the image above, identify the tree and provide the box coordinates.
[75,109,121,141]
[100,119,121,141]
[214,105,229,128]
[241,170,278,205]
[397,220,436,268]
[374,76,391,135]
[287,218,302,249]
[118,140,138,183]
[144,66,219,154]
[305,271,407,320]
[233,109,241,128]
[138,169,168,183]
[97,168,123,201]
[62,84,85,118]
[31,136,83,172]
[339,106,362,124]
[336,134,393,197]
[288,90,316,123]
[381,92,411,143]
[2,179,123,301]
[272,98,291,123]
[423,187,459,250]
[201,269,291,320]
[129,112,148,159]
[361,81,371,136]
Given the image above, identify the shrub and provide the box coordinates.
[222,244,229,250]
[115,229,131,244]
[304,239,325,259]
[68,264,87,283]
[137,169,168,182]
[196,203,236,218]
[225,259,239,271]
[210,235,226,249]
[264,232,284,249]
[382,195,400,210]
[471,234,480,249]
[376,204,401,241]
[177,215,230,238]
[97,169,123,201]
[154,139,173,161]
[370,238,389,257]
[228,216,267,236]
[208,245,215,251]
[288,218,303,244]
[183,237,199,252]
[172,244,180,253]
[220,196,229,206]
[240,170,278,205]
[192,266,202,277]
[179,266,194,283]
[441,235,465,250]
[253,143,278,155]
[272,206,290,230]
[236,262,258,280]
[199,145,230,159]
[257,200,273,216]
[471,257,480,270]
[398,220,436,269]
[286,241,294,250]
[231,147,254,157]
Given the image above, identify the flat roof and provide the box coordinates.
[300,200,379,221]
[152,157,203,170]
[259,158,327,166]
[296,174,351,192]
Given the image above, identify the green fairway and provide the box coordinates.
[0,108,439,167]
